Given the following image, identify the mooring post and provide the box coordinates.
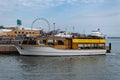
[109,43,111,50]
[106,43,111,53]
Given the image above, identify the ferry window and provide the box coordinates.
[22,40,27,44]
[58,40,64,45]
[94,44,97,48]
[38,40,46,45]
[29,32,31,34]
[22,32,24,34]
[26,32,28,34]
[32,32,34,34]
[78,44,91,49]
[15,31,17,34]
[99,44,105,49]
[84,44,91,49]
[48,40,54,45]
[18,32,20,34]
[54,40,57,44]
[22,38,29,44]
[91,44,97,48]
[78,44,84,49]
[28,38,36,45]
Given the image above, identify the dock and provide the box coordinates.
[0,45,18,54]
[0,39,19,54]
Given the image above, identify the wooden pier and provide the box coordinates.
[0,39,19,54]
[0,45,19,54]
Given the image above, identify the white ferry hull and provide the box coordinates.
[15,46,107,56]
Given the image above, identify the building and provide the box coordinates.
[0,29,12,36]
[6,29,41,37]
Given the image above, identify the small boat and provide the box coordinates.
[15,29,111,56]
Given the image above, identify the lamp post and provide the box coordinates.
[53,23,55,31]
[73,26,75,33]
[53,23,55,45]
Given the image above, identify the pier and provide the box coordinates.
[0,39,19,54]
[0,45,18,54]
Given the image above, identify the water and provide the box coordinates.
[0,38,120,80]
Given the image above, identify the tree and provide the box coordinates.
[0,26,5,29]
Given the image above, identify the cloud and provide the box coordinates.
[17,0,105,7]
[81,0,105,3]
[0,0,106,12]
[0,1,13,11]
[18,0,65,8]
[18,0,33,7]
[67,0,77,3]
[21,0,75,7]
[0,0,21,13]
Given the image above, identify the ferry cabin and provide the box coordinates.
[21,37,106,50]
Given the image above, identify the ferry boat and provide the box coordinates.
[15,29,111,56]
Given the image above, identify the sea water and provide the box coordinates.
[0,38,120,80]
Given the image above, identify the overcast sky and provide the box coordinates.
[0,0,120,36]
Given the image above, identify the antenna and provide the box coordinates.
[53,23,55,31]
[65,27,67,32]
[73,26,75,33]
[53,23,56,35]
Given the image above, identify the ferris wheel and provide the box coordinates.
[31,18,50,31]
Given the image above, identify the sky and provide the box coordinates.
[0,0,120,36]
